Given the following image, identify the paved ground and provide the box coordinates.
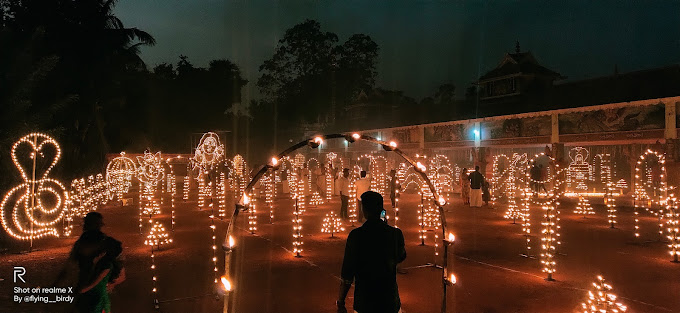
[1,190,678,313]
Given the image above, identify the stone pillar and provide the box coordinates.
[475,147,489,177]
[665,102,679,187]
[665,101,677,140]
[552,143,565,166]
[627,144,639,196]
[551,112,560,144]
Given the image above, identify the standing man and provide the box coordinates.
[389,169,398,208]
[336,191,406,313]
[468,166,485,208]
[355,171,371,222]
[338,168,350,219]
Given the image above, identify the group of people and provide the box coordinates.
[459,165,490,207]
[57,175,404,313]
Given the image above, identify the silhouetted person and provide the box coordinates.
[337,191,406,313]
[339,168,351,219]
[389,169,398,208]
[468,166,484,207]
[55,212,125,313]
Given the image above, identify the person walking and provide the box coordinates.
[468,166,485,208]
[55,212,125,313]
[338,168,350,219]
[460,168,470,205]
[355,171,371,222]
[336,191,406,313]
[389,169,398,208]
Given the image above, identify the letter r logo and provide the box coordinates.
[13,267,26,283]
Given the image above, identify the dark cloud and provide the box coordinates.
[116,0,680,101]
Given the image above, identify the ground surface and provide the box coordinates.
[0,190,678,313]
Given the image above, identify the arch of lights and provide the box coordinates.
[220,134,453,313]
[633,149,667,240]
[524,152,565,280]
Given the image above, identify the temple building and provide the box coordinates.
[476,42,680,116]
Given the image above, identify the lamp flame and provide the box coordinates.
[228,235,235,248]
[220,276,232,291]
[448,233,455,242]
[449,273,457,284]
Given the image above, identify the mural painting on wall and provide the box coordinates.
[391,127,420,144]
[559,104,664,134]
[482,116,551,139]
[424,124,468,142]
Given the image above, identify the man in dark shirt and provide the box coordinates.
[337,191,406,313]
[468,165,485,207]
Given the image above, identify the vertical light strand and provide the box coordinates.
[293,194,303,257]
[419,192,426,246]
[198,175,205,209]
[394,189,400,228]
[326,164,333,201]
[171,174,176,231]
[150,244,158,309]
[606,182,617,228]
[265,172,274,223]
[210,197,218,284]
[183,176,189,201]
[540,199,558,281]
[666,192,679,263]
[348,178,357,226]
[219,172,226,219]
[504,165,521,223]
[521,186,532,257]
[248,191,257,234]
[138,180,143,234]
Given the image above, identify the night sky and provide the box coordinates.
[115,0,680,103]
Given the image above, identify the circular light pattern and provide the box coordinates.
[1,133,68,240]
